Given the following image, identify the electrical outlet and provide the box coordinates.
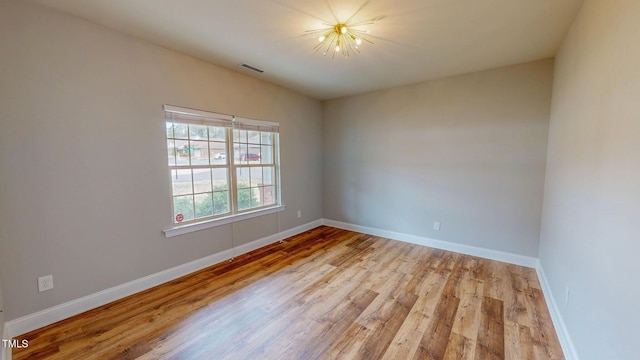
[433,221,441,231]
[297,210,301,218]
[38,275,54,292]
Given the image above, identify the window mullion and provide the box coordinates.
[228,128,238,215]
[274,133,280,206]
[171,165,226,170]
[189,129,196,220]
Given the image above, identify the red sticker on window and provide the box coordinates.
[176,214,184,222]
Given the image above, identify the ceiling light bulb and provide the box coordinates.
[335,45,340,52]
[355,38,362,45]
[341,26,347,34]
[318,35,325,42]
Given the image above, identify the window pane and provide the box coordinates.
[175,139,190,166]
[235,143,248,164]
[239,146,260,163]
[236,168,250,189]
[210,142,226,165]
[166,122,174,138]
[171,169,192,196]
[261,132,272,145]
[250,146,261,162]
[190,141,209,165]
[167,140,176,166]
[234,129,248,144]
[260,145,273,164]
[250,167,263,187]
[194,193,213,218]
[213,168,228,190]
[174,123,189,139]
[189,124,208,140]
[262,167,274,185]
[193,169,212,193]
[237,188,251,210]
[260,185,276,206]
[251,188,262,208]
[213,191,229,215]
[248,131,260,144]
[173,195,194,222]
[209,126,226,141]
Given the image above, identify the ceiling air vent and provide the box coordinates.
[240,63,264,73]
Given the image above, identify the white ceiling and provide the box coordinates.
[30,0,585,100]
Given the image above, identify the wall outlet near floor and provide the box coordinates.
[38,275,54,292]
[433,221,441,231]
[565,286,570,305]
[297,210,301,218]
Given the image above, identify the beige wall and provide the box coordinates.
[0,276,4,341]
[0,1,323,321]
[323,59,553,256]
[539,1,640,359]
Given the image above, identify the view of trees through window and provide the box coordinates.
[165,115,278,225]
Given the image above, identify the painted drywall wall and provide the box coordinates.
[0,275,4,341]
[0,1,323,321]
[323,60,553,257]
[539,1,640,359]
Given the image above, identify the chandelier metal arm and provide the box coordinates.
[306,19,375,58]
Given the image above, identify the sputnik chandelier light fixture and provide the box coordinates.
[306,19,374,58]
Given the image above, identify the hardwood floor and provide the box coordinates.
[13,226,564,359]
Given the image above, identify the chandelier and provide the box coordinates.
[307,20,374,58]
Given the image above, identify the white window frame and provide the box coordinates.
[163,105,283,238]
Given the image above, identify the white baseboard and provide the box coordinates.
[5,219,323,338]
[535,263,579,360]
[321,219,538,268]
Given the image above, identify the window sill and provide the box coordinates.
[163,205,286,238]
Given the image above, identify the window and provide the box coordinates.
[164,105,280,226]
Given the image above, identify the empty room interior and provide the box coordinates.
[1,0,638,359]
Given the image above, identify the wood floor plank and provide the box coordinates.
[443,332,476,360]
[338,291,418,360]
[483,261,507,301]
[412,265,462,360]
[325,323,371,360]
[451,272,484,340]
[412,293,460,359]
[475,296,506,360]
[504,320,538,360]
[281,289,379,360]
[13,226,564,360]
[525,287,565,360]
[381,271,449,360]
